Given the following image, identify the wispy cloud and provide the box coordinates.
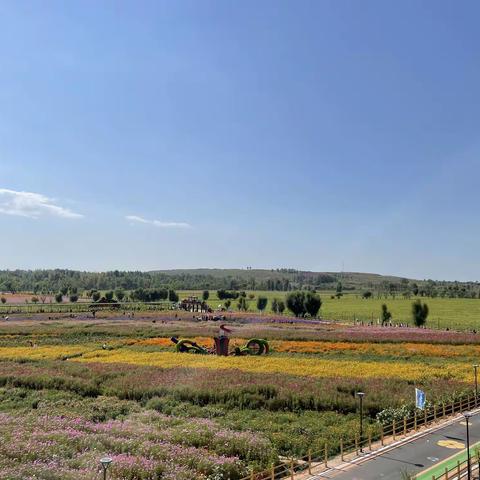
[126,215,191,228]
[0,188,83,219]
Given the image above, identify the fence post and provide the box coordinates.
[251,470,254,480]
[271,464,275,480]
[290,458,294,480]
[308,449,312,475]
[424,408,427,426]
[468,395,471,409]
[404,417,407,435]
[434,404,436,421]
[457,460,460,476]
[443,402,446,418]
[355,436,359,455]
[414,412,417,431]
[324,443,328,468]
[445,466,448,479]
[393,419,396,440]
[452,400,455,414]
[368,432,372,451]
[381,426,384,446]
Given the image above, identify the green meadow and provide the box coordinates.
[179,290,480,331]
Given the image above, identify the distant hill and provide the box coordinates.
[0,268,477,297]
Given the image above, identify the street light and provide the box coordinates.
[357,392,365,453]
[473,365,478,399]
[100,457,112,480]
[463,412,472,480]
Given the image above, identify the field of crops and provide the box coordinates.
[0,312,477,479]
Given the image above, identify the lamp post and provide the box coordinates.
[100,457,112,480]
[463,413,472,480]
[474,365,478,399]
[357,392,365,453]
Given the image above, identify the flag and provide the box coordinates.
[416,388,426,410]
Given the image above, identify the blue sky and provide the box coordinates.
[0,0,479,280]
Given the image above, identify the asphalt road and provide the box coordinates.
[314,411,480,479]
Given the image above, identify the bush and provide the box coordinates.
[202,290,209,301]
[69,294,79,303]
[412,300,429,327]
[381,304,392,325]
[0,297,6,304]
[286,291,321,317]
[55,293,63,303]
[257,297,268,312]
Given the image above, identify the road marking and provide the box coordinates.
[437,440,464,449]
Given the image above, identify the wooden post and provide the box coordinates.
[443,403,446,418]
[457,460,460,476]
[393,419,396,440]
[468,395,471,409]
[381,426,384,446]
[271,464,275,480]
[324,443,328,467]
[340,439,344,461]
[290,458,294,480]
[414,412,417,431]
[404,417,407,435]
[251,471,255,480]
[368,432,372,451]
[433,404,436,421]
[452,400,455,414]
[355,436,359,455]
[424,408,427,426]
[308,449,312,475]
[445,466,448,479]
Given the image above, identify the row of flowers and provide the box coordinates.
[0,410,275,479]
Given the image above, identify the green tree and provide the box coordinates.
[92,291,101,302]
[237,297,248,311]
[304,291,322,317]
[336,281,343,294]
[105,291,114,302]
[69,294,79,303]
[0,297,6,304]
[362,291,372,299]
[168,290,179,302]
[286,291,306,317]
[31,296,39,304]
[115,289,125,302]
[271,298,279,313]
[412,300,429,327]
[224,299,231,309]
[381,304,392,325]
[277,300,286,314]
[257,296,268,313]
[202,290,209,301]
[55,293,63,303]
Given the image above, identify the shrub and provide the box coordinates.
[257,297,268,312]
[202,290,209,301]
[412,300,429,327]
[381,304,392,325]
[0,297,6,304]
[55,293,63,303]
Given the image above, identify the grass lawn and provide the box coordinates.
[179,290,480,331]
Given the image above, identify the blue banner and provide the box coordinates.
[416,388,426,410]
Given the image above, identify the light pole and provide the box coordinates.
[100,457,112,480]
[474,365,478,400]
[357,392,365,452]
[463,412,472,480]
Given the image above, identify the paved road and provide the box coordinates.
[313,411,480,479]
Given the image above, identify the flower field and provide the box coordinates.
[0,315,477,479]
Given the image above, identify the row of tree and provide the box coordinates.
[380,300,429,327]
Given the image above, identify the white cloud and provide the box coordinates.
[0,188,83,219]
[126,215,191,228]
